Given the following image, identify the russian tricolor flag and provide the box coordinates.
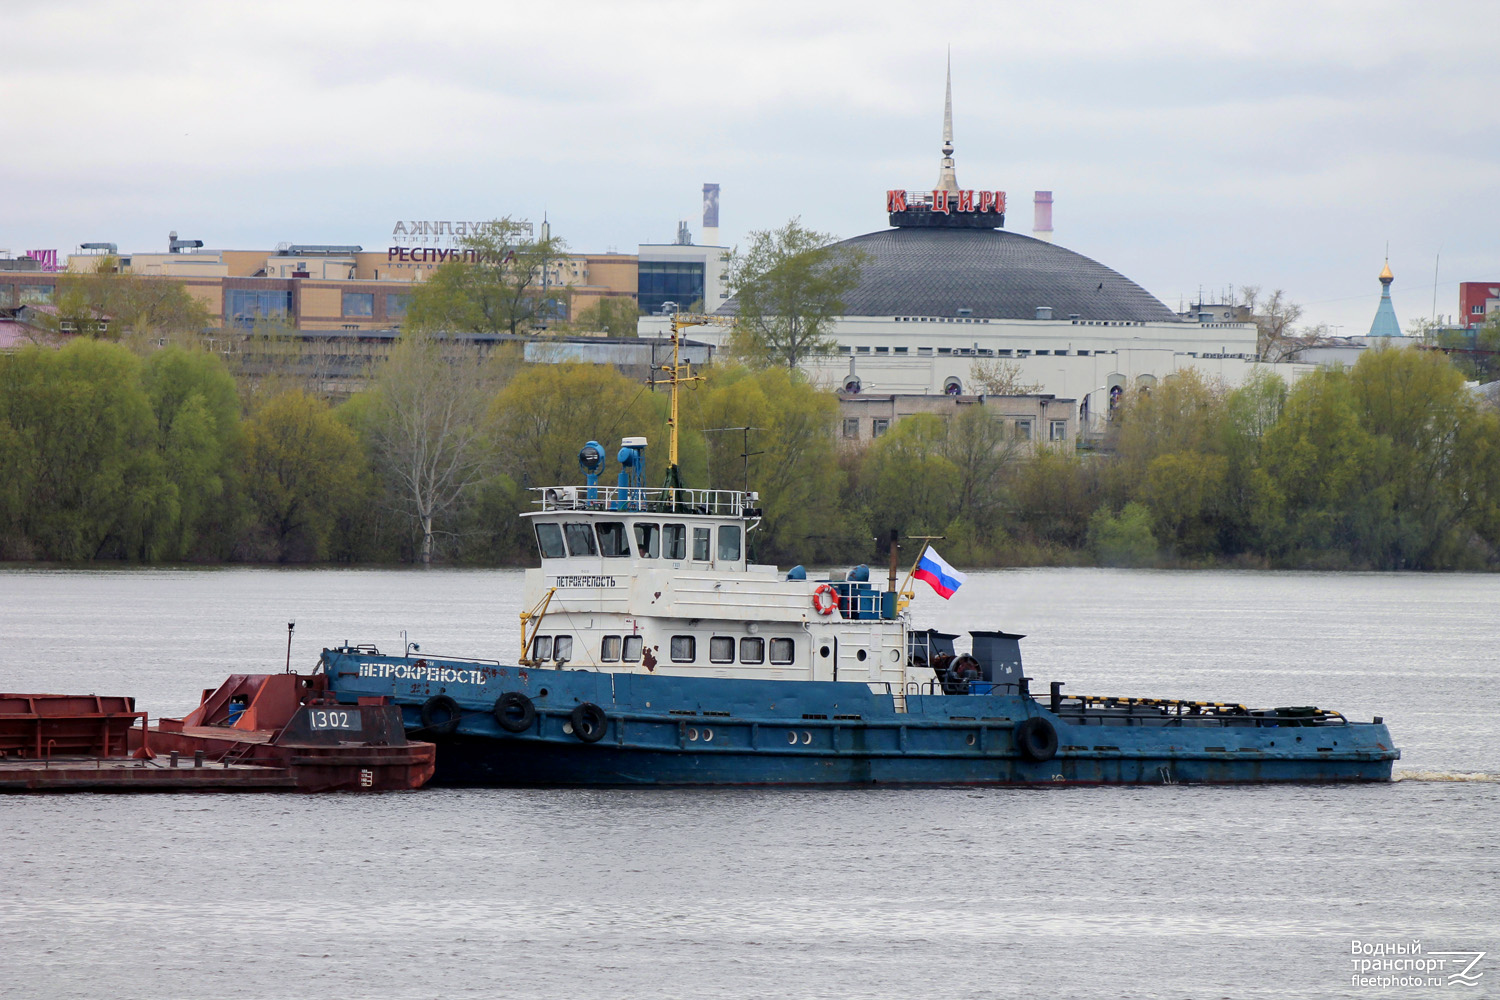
[914,547,967,600]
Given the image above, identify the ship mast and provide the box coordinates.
[654,314,708,498]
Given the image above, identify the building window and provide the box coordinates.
[663,524,686,560]
[601,636,622,662]
[692,526,711,561]
[1014,420,1033,441]
[842,418,860,439]
[709,637,735,663]
[717,525,741,562]
[769,638,795,665]
[564,523,597,557]
[386,293,410,319]
[740,637,764,664]
[638,260,705,316]
[1050,420,1067,441]
[225,289,291,328]
[671,635,696,663]
[871,418,890,438]
[342,292,374,317]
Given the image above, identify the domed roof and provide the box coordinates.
[755,227,1181,324]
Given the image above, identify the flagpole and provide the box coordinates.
[896,535,944,605]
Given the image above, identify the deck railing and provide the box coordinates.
[532,486,757,516]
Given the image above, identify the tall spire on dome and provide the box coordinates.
[936,49,959,194]
[1368,255,1402,338]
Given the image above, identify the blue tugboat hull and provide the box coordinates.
[321,651,1399,786]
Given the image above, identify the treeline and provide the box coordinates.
[2,339,1497,570]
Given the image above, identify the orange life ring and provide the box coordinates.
[812,584,839,616]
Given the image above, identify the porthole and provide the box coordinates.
[687,727,699,741]
[539,688,549,698]
[856,649,867,662]
[820,645,831,658]
[801,731,812,745]
[966,733,977,746]
[888,648,902,663]
[787,731,798,744]
[703,728,713,742]
[562,722,574,734]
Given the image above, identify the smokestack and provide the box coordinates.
[1032,191,1053,243]
[702,183,720,246]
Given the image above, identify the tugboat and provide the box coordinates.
[319,329,1400,786]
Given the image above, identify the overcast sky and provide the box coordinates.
[3,0,1496,335]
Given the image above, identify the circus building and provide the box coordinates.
[692,61,1307,431]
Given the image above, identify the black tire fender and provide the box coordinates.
[570,702,607,743]
[419,695,461,736]
[493,692,536,734]
[1015,716,1058,762]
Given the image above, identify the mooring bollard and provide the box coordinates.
[169,751,179,768]
[193,750,204,768]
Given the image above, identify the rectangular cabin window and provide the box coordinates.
[709,637,735,663]
[717,525,741,562]
[601,636,622,662]
[530,635,553,661]
[769,638,795,665]
[622,636,643,662]
[740,637,764,664]
[634,522,660,558]
[564,523,597,557]
[597,521,631,557]
[663,524,687,560]
[535,523,566,560]
[554,635,574,663]
[670,635,696,663]
[692,527,711,561]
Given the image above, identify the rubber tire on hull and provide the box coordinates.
[570,702,607,743]
[494,692,536,733]
[420,695,461,736]
[1015,716,1058,762]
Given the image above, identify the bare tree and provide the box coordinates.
[968,358,1043,395]
[370,333,504,564]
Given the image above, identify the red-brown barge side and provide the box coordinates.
[1,675,434,793]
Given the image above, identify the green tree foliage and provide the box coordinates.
[41,257,210,343]
[726,218,865,370]
[139,347,245,560]
[574,297,641,337]
[1428,315,1500,383]
[404,218,570,335]
[242,391,364,562]
[1087,502,1159,567]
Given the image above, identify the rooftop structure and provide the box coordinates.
[1367,259,1402,338]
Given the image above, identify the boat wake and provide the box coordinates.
[1393,769,1498,782]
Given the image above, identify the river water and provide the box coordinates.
[0,567,1495,999]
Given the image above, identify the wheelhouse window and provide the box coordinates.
[530,635,553,661]
[739,637,764,664]
[663,523,687,560]
[717,525,741,562]
[596,521,630,557]
[692,527,711,561]
[564,523,597,557]
[634,522,660,558]
[709,637,735,663]
[670,636,696,662]
[554,635,574,663]
[601,636,622,662]
[535,523,566,559]
[623,636,643,662]
[769,638,795,665]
